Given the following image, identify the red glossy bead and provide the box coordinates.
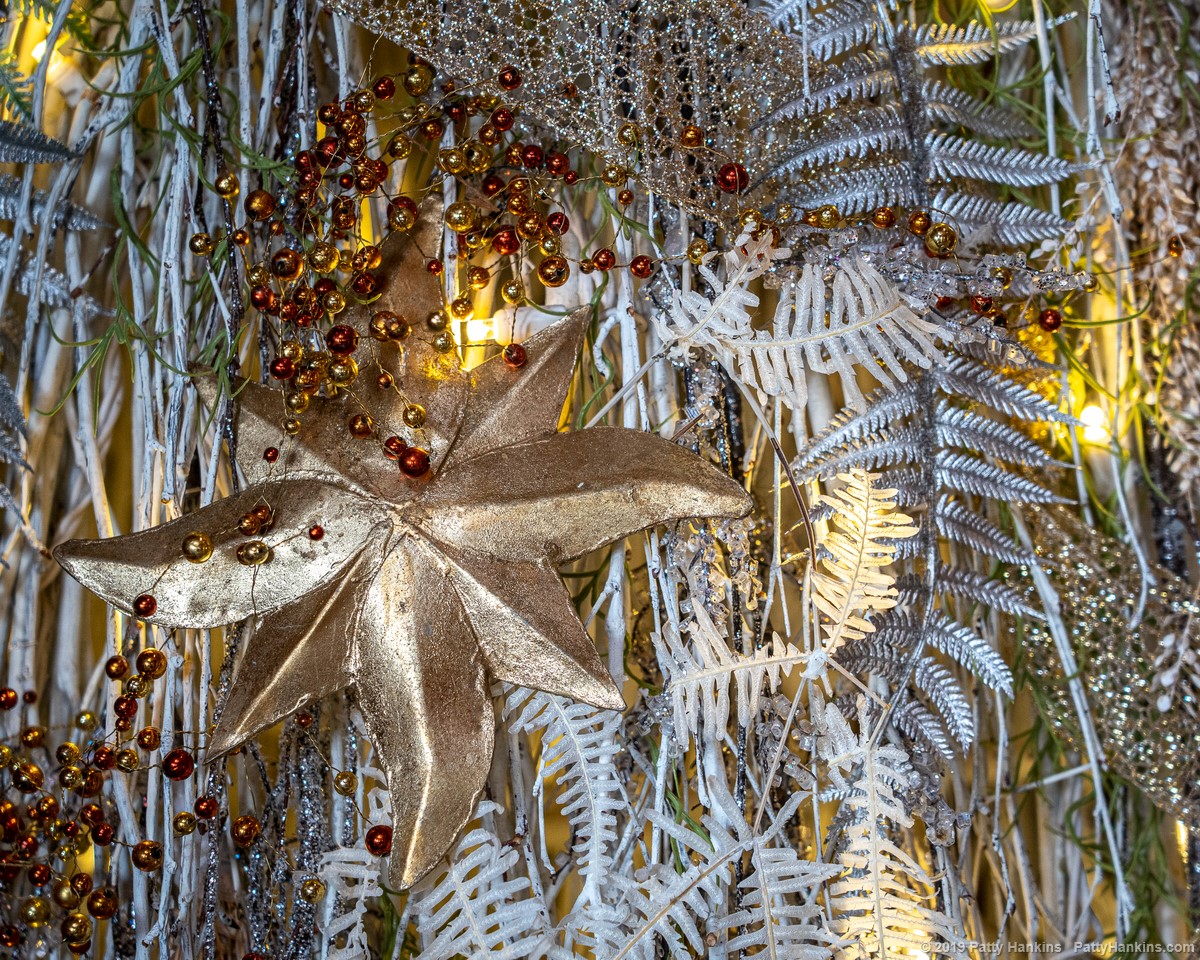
[563,170,578,185]
[365,824,393,856]
[373,76,395,100]
[399,447,430,478]
[592,248,616,271]
[0,924,19,947]
[71,874,92,895]
[0,688,15,710]
[350,272,378,297]
[28,863,50,886]
[546,152,569,176]
[269,357,295,380]
[250,286,279,315]
[93,747,115,770]
[81,804,105,827]
[92,823,114,846]
[716,162,750,194]
[162,749,195,781]
[21,690,35,704]
[325,325,360,356]
[546,212,569,235]
[496,65,521,90]
[934,296,956,311]
[263,447,279,464]
[114,695,138,719]
[194,795,219,819]
[491,228,520,257]
[502,343,527,369]
[969,295,993,314]
[426,259,443,275]
[1038,308,1063,332]
[314,278,337,296]
[392,195,417,217]
[382,436,407,460]
[630,255,653,279]
[295,713,313,729]
[490,107,514,131]
[482,174,505,197]
[105,655,128,679]
[314,136,339,166]
[521,144,544,168]
[132,594,157,618]
[308,525,325,541]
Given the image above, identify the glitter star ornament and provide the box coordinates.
[53,202,752,889]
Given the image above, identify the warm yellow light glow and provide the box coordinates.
[1079,404,1110,444]
[465,318,494,343]
[30,39,48,63]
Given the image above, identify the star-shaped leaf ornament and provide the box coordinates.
[53,209,752,888]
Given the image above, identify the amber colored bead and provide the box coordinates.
[105,655,129,680]
[1168,235,1185,257]
[537,255,569,288]
[136,648,167,680]
[502,343,527,369]
[0,924,20,947]
[1038,308,1064,332]
[237,513,262,537]
[491,227,520,256]
[333,771,357,796]
[189,233,214,256]
[399,448,430,478]
[0,688,15,710]
[92,823,115,845]
[934,296,956,311]
[678,123,704,149]
[135,727,161,751]
[194,795,219,819]
[382,436,407,461]
[20,725,43,748]
[93,746,115,770]
[307,525,325,542]
[52,878,80,909]
[491,107,515,131]
[244,190,276,222]
[86,888,118,920]
[325,325,359,356]
[593,248,616,271]
[617,188,634,206]
[131,840,163,871]
[365,824,393,856]
[907,210,931,235]
[630,255,653,279]
[71,874,93,896]
[270,248,304,281]
[28,863,51,886]
[232,815,261,847]
[969,295,993,314]
[132,593,157,618]
[348,414,373,439]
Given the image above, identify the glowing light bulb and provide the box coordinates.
[1079,404,1109,444]
[464,317,493,343]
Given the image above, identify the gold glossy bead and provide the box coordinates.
[299,877,327,903]
[76,711,97,732]
[189,233,214,256]
[52,879,81,910]
[247,263,270,286]
[601,165,625,187]
[283,417,302,436]
[438,147,467,174]
[403,404,427,429]
[537,255,570,288]
[322,290,347,315]
[173,811,197,835]
[923,221,957,257]
[236,540,273,566]
[426,310,448,332]
[327,358,359,387]
[386,134,413,160]
[467,266,490,290]
[616,122,639,147]
[131,840,163,872]
[280,339,304,361]
[244,189,276,222]
[464,229,486,250]
[12,760,43,791]
[19,896,50,926]
[56,742,81,765]
[445,201,477,234]
[539,235,561,256]
[284,391,309,414]
[58,765,83,789]
[214,171,239,199]
[449,296,473,321]
[501,279,524,304]
[432,331,455,353]
[1084,275,1100,293]
[991,266,1013,289]
[463,141,492,173]
[333,771,357,796]
[404,65,433,97]
[61,912,91,945]
[116,749,139,773]
[776,203,794,223]
[125,674,150,698]
[182,532,213,563]
[307,242,339,274]
[871,206,896,229]
[686,238,709,264]
[678,124,704,149]
[816,205,839,229]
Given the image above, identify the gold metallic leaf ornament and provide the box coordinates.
[54,267,750,888]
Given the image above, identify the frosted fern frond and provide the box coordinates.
[320,847,384,960]
[768,106,909,176]
[930,189,1069,245]
[921,80,1036,138]
[609,790,807,960]
[0,52,32,121]
[718,844,844,960]
[0,119,73,163]
[0,175,107,231]
[933,354,1074,423]
[892,699,955,763]
[505,688,624,904]
[774,52,896,117]
[812,472,918,654]
[820,701,959,959]
[409,802,547,960]
[912,16,1073,66]
[932,495,1033,565]
[874,609,1013,696]
[765,0,885,56]
[796,385,922,472]
[0,232,108,317]
[927,132,1077,186]
[935,401,1060,466]
[662,601,808,748]
[935,451,1066,504]
[898,566,1041,619]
